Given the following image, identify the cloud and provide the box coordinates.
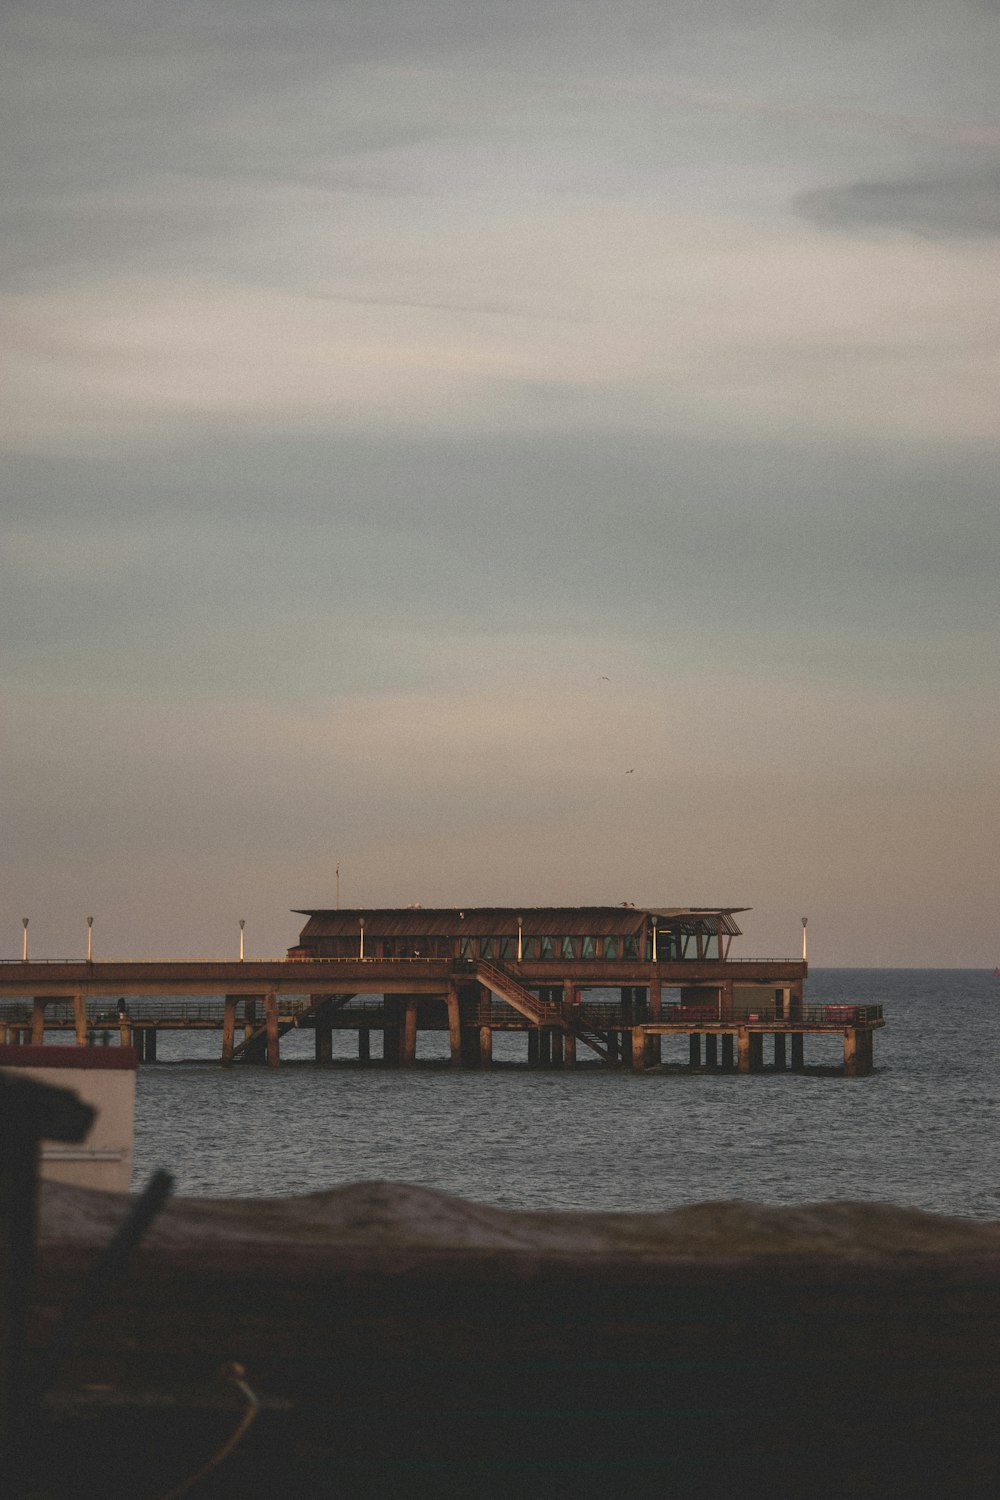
[794,166,1000,238]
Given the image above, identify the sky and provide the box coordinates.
[2,1,998,966]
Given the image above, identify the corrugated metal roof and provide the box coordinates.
[294,907,746,940]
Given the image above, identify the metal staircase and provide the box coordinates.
[473,962,611,1063]
[232,992,357,1064]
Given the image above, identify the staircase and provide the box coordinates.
[473,962,611,1063]
[232,993,357,1064]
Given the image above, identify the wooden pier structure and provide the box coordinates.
[0,907,882,1075]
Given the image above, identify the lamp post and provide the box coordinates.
[87,916,94,962]
[651,922,658,963]
[802,917,808,963]
[22,918,28,962]
[359,917,365,960]
[239,919,245,962]
[516,916,523,963]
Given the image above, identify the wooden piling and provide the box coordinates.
[688,1034,701,1070]
[563,1029,576,1070]
[704,1033,719,1070]
[447,987,462,1069]
[146,1027,157,1062]
[221,995,237,1067]
[721,1033,735,1071]
[358,1028,370,1063]
[314,1000,334,1064]
[551,1030,564,1066]
[791,1033,805,1070]
[264,993,280,1068]
[527,1030,540,1067]
[538,1029,552,1066]
[631,1027,647,1073]
[401,998,418,1067]
[31,999,46,1046]
[749,1032,764,1073]
[737,1028,751,1074]
[73,995,87,1048]
[774,1033,787,1070]
[479,1025,493,1069]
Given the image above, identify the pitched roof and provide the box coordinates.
[294,907,746,940]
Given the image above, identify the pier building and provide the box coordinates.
[0,905,882,1075]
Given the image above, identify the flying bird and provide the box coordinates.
[624,767,634,774]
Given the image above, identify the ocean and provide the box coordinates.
[130,969,999,1219]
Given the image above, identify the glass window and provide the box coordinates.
[540,936,554,959]
[603,937,617,959]
[560,936,576,959]
[581,936,596,959]
[624,937,638,960]
[479,937,494,960]
[521,937,536,960]
[498,937,513,960]
[460,937,472,960]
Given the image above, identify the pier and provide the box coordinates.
[0,907,882,1075]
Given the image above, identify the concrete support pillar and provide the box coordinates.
[631,1027,647,1073]
[314,1000,333,1065]
[688,1034,701,1069]
[527,1030,540,1067]
[146,1028,157,1062]
[31,999,46,1046]
[791,1033,805,1071]
[551,1030,564,1066]
[647,980,662,1065]
[118,1014,132,1050]
[749,1033,764,1072]
[264,993,280,1068]
[222,994,237,1067]
[358,1028,370,1063]
[72,995,87,1047]
[401,998,418,1067]
[704,1033,719,1070]
[844,1028,872,1077]
[721,1033,735,1071]
[447,987,462,1069]
[774,1033,787,1070]
[737,1028,751,1074]
[479,1025,492,1069]
[563,1030,576,1069]
[243,998,257,1042]
[538,1029,552,1066]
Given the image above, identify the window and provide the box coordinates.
[560,936,576,959]
[480,937,494,960]
[603,937,617,959]
[498,937,513,960]
[540,936,554,959]
[624,937,638,960]
[581,936,596,959]
[521,937,536,960]
[460,938,473,960]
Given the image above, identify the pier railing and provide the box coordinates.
[0,999,883,1029]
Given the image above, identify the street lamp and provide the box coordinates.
[87,916,94,962]
[651,922,658,963]
[359,917,365,960]
[239,919,245,962]
[516,916,523,963]
[801,917,808,963]
[22,918,28,962]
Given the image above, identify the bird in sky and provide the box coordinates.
[625,767,634,774]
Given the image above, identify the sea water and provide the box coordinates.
[129,969,999,1219]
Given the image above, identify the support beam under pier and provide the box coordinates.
[774,1033,787,1070]
[264,993,280,1068]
